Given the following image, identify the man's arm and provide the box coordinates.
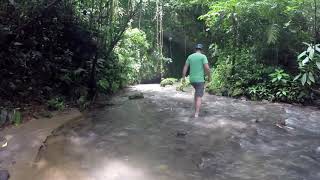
[204,63,211,82]
[182,63,189,80]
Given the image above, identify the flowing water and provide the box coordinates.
[30,85,320,180]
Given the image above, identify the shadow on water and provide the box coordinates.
[31,85,320,180]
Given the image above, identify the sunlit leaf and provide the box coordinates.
[316,61,320,70]
[301,73,307,85]
[309,72,315,83]
[293,74,301,81]
[297,51,307,60]
[307,80,311,85]
[303,42,311,47]
[308,48,315,60]
[302,56,309,65]
[316,44,320,53]
[267,24,279,44]
[1,141,7,148]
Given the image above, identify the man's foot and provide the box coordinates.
[194,113,199,118]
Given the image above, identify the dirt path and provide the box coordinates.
[12,85,320,180]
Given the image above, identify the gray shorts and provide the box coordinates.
[191,82,205,97]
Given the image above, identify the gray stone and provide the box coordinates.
[0,170,9,180]
[176,131,187,137]
[128,93,144,100]
[250,119,260,123]
[240,96,247,101]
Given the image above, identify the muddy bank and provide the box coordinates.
[0,109,83,180]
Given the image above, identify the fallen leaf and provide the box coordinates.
[1,141,8,148]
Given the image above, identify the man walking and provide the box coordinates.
[182,44,211,118]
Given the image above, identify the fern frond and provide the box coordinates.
[266,24,280,45]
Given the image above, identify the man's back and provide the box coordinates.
[186,52,208,83]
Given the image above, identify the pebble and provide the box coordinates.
[250,119,260,123]
[176,131,187,137]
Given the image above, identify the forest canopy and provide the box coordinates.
[0,0,319,110]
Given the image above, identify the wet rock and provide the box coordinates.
[240,96,247,101]
[275,119,286,129]
[0,136,7,148]
[176,131,187,137]
[128,93,144,100]
[279,121,286,126]
[250,119,260,123]
[0,170,9,180]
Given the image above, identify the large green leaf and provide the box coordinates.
[303,42,311,47]
[297,51,307,60]
[307,80,312,85]
[308,48,315,60]
[267,24,279,45]
[315,44,320,53]
[309,72,315,83]
[293,74,301,81]
[302,56,309,65]
[272,78,277,83]
[301,73,307,85]
[316,61,320,70]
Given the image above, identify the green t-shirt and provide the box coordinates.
[186,52,208,83]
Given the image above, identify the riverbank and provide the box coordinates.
[0,109,83,180]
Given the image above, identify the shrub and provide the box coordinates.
[47,97,65,111]
[207,49,272,97]
[160,78,178,87]
[207,48,309,103]
[176,76,191,92]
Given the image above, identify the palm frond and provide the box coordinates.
[266,24,280,45]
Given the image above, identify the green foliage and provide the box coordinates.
[176,76,191,92]
[13,109,22,126]
[206,48,309,103]
[196,0,319,103]
[269,69,290,83]
[199,0,317,64]
[47,97,65,111]
[115,28,157,84]
[97,28,159,94]
[207,61,232,95]
[207,49,272,97]
[77,96,90,111]
[295,43,320,86]
[248,84,270,100]
[266,24,280,45]
[246,68,309,102]
[160,78,178,87]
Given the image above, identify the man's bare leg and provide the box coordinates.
[194,96,202,118]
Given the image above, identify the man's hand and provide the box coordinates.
[204,63,211,83]
[182,77,186,84]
